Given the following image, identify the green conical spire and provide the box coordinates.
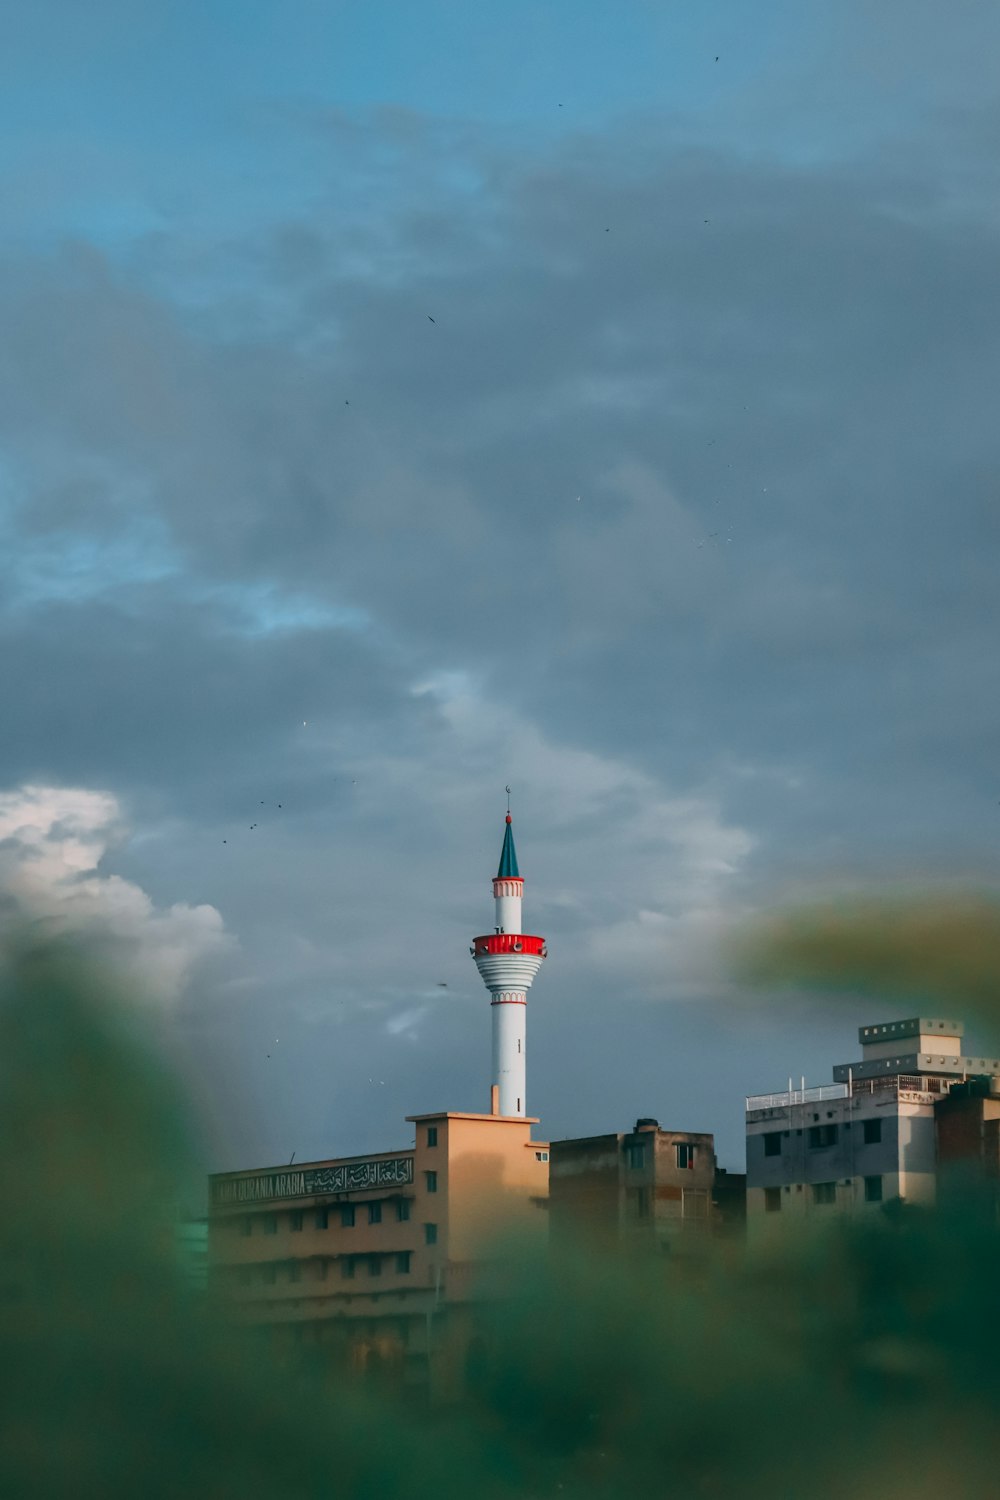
[497,815,520,879]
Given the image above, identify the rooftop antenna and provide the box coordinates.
[289,1151,296,1166]
[505,784,511,814]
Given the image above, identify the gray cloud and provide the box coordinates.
[2,68,998,1167]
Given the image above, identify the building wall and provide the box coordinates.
[746,1091,937,1233]
[549,1123,727,1251]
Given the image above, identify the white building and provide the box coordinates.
[745,1017,1000,1230]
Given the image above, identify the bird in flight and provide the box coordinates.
[427,315,436,323]
[438,982,448,988]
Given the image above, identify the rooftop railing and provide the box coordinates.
[747,1075,957,1112]
[745,1083,848,1112]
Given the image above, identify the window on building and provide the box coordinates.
[315,1207,329,1230]
[864,1175,883,1203]
[341,1256,355,1280]
[808,1124,839,1149]
[340,1204,356,1228]
[261,1263,276,1284]
[764,1187,782,1213]
[425,1223,438,1246]
[676,1143,696,1170]
[290,1210,304,1232]
[427,1126,438,1148]
[535,1150,549,1161]
[368,1256,382,1278]
[863,1118,882,1145]
[368,1201,382,1225]
[263,1214,278,1235]
[396,1198,411,1222]
[625,1142,646,1170]
[396,1251,412,1275]
[425,1171,438,1193]
[288,1260,301,1282]
[634,1187,651,1221]
[763,1132,782,1157]
[239,1216,252,1237]
[812,1182,836,1206]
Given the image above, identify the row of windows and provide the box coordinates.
[625,1142,698,1171]
[237,1250,415,1285]
[762,1118,884,1156]
[764,1176,883,1212]
[237,1196,421,1237]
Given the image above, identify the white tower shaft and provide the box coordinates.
[492,993,527,1117]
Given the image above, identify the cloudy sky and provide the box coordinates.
[2,1,998,1172]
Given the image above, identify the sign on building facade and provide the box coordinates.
[210,1155,414,1207]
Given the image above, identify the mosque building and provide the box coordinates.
[207,810,550,1398]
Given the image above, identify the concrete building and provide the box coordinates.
[935,1078,1000,1210]
[746,1017,1000,1231]
[207,811,549,1397]
[550,1117,744,1252]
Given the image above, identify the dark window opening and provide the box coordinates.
[863,1118,882,1145]
[763,1132,782,1157]
[764,1187,781,1213]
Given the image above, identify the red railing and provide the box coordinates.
[472,933,546,956]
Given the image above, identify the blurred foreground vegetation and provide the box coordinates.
[3,904,1000,1498]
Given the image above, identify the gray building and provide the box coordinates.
[745,1018,1000,1231]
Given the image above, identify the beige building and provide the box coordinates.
[549,1117,743,1253]
[208,1106,548,1396]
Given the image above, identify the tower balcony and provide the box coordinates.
[471,935,546,994]
[471,933,547,957]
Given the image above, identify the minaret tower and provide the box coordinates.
[470,806,547,1118]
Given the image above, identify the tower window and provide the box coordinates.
[425,1223,438,1246]
[863,1118,882,1145]
[675,1143,696,1170]
[426,1126,438,1148]
[425,1171,438,1193]
[763,1132,782,1157]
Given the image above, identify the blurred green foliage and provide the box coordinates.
[3,911,1000,1498]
